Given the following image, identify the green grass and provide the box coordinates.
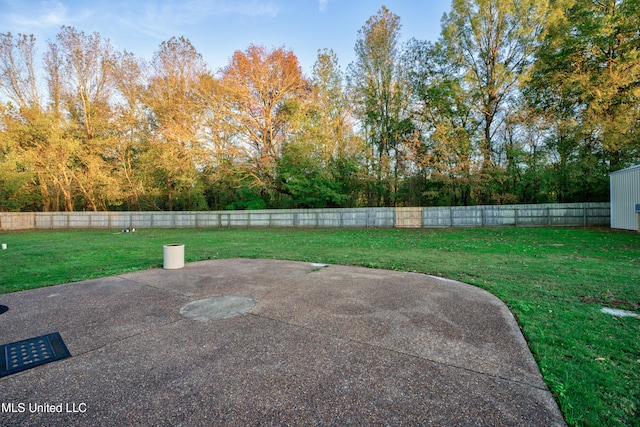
[1,226,638,426]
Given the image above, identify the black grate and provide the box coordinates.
[1,332,71,378]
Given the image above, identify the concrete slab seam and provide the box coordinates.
[112,275,196,299]
[50,318,184,365]
[246,263,331,300]
[247,310,551,392]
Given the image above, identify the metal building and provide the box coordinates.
[610,164,640,231]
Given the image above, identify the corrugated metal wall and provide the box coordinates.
[610,165,640,231]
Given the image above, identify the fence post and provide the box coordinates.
[583,205,587,226]
[547,207,551,226]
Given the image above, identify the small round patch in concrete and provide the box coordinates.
[180,295,256,322]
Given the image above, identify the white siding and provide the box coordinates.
[610,165,640,231]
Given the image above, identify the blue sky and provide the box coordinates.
[1,0,452,75]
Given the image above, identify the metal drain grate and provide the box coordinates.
[1,332,71,378]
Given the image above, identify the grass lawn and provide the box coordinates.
[1,226,638,426]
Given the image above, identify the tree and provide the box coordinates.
[528,0,640,180]
[0,33,42,210]
[348,6,413,206]
[51,26,123,211]
[0,33,41,111]
[277,139,350,208]
[108,50,149,209]
[309,49,356,164]
[0,32,85,212]
[219,45,309,204]
[144,36,211,210]
[440,0,551,177]
[282,48,365,208]
[403,39,480,206]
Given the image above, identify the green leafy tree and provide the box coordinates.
[281,48,365,208]
[348,6,412,206]
[528,0,640,194]
[277,140,349,208]
[403,39,480,206]
[309,49,362,166]
[439,0,552,203]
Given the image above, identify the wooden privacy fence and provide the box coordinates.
[0,203,610,231]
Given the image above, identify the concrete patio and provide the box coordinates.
[0,258,565,426]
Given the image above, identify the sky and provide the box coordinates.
[0,0,452,75]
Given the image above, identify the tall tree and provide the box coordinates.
[440,0,551,177]
[0,33,41,111]
[528,0,640,177]
[52,26,122,210]
[219,45,308,203]
[0,32,84,211]
[309,49,362,164]
[144,36,211,210]
[109,50,149,209]
[348,6,412,206]
[296,48,364,207]
[0,33,42,210]
[403,39,480,206]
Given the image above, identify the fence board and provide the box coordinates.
[0,203,611,231]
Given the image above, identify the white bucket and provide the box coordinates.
[163,244,184,269]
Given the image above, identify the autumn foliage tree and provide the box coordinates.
[219,44,309,204]
[0,33,46,210]
[54,26,122,211]
[143,36,211,210]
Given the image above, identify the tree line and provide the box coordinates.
[0,0,638,212]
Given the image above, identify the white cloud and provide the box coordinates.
[318,0,328,13]
[142,0,278,24]
[2,1,68,29]
[0,0,95,35]
[214,0,280,18]
[131,0,279,39]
